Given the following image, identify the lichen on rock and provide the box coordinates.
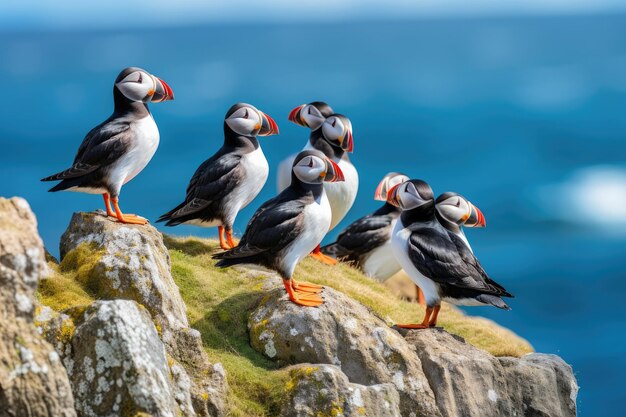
[0,197,76,417]
[282,364,401,417]
[249,285,578,417]
[248,286,441,416]
[54,211,229,416]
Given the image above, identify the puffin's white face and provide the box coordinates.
[374,172,410,201]
[436,195,472,224]
[116,70,156,102]
[436,194,486,227]
[225,106,263,136]
[292,153,345,185]
[322,115,354,152]
[301,104,325,130]
[388,181,431,210]
[293,155,327,184]
[322,116,345,141]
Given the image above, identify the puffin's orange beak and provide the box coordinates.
[288,104,307,126]
[324,159,345,182]
[258,112,279,136]
[386,183,402,208]
[465,204,486,228]
[151,77,174,102]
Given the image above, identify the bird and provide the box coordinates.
[41,66,174,225]
[278,103,357,265]
[276,101,335,192]
[435,192,486,254]
[385,179,512,328]
[321,172,409,281]
[213,150,345,307]
[412,192,488,305]
[157,103,279,249]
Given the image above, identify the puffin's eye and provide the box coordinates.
[331,119,337,127]
[308,107,312,115]
[243,109,249,119]
[137,73,142,83]
[308,157,314,168]
[455,199,460,207]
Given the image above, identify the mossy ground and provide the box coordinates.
[37,234,532,416]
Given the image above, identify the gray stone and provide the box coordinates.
[59,211,188,345]
[0,197,76,417]
[67,300,190,417]
[248,286,441,417]
[406,329,578,417]
[282,364,401,417]
[58,212,229,416]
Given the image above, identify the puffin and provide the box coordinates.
[157,103,279,249]
[386,179,512,328]
[435,192,486,253]
[321,172,409,281]
[213,150,345,307]
[41,67,174,225]
[278,103,357,265]
[276,102,335,191]
[412,192,487,305]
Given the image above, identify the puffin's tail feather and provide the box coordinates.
[476,294,511,311]
[46,179,78,193]
[320,242,348,260]
[157,202,187,224]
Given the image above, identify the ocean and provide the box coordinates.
[2,14,626,414]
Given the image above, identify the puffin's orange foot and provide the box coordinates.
[288,292,324,307]
[225,230,236,249]
[116,215,149,225]
[309,251,338,265]
[292,281,323,294]
[395,323,429,329]
[296,280,323,289]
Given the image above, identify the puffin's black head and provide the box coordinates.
[114,67,174,103]
[386,179,434,211]
[374,172,410,201]
[288,101,334,130]
[321,114,354,153]
[291,150,345,185]
[436,192,486,227]
[224,103,279,137]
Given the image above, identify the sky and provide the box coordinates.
[1,0,625,30]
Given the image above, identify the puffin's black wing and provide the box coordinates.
[213,189,308,263]
[407,226,512,298]
[41,118,131,182]
[322,214,393,261]
[157,150,242,223]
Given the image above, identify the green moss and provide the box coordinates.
[37,261,95,312]
[162,235,533,416]
[36,230,532,417]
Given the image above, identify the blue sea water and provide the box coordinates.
[2,14,626,414]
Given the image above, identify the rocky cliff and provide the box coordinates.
[0,198,578,417]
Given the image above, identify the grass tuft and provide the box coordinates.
[36,234,532,416]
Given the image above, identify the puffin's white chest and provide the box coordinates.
[391,220,440,305]
[111,115,160,188]
[281,192,332,277]
[223,147,269,225]
[362,219,402,281]
[324,157,359,231]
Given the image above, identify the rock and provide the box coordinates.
[249,286,578,417]
[0,197,76,417]
[59,211,188,345]
[56,212,228,416]
[405,329,578,417]
[67,300,189,417]
[248,286,441,416]
[282,364,401,417]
